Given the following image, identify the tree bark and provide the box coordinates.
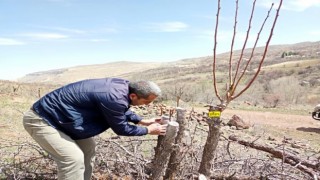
[150,121,179,180]
[164,107,187,179]
[154,116,170,157]
[198,106,222,177]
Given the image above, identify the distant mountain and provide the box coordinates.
[18,61,162,85]
[15,41,320,107]
[18,41,320,86]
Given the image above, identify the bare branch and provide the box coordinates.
[232,0,257,89]
[213,0,223,102]
[228,0,239,87]
[229,135,319,178]
[233,1,283,100]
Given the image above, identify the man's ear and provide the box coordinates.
[129,93,138,100]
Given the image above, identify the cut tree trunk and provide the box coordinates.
[164,107,187,179]
[150,121,179,180]
[198,106,222,177]
[154,116,170,157]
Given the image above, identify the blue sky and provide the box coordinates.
[1,0,320,80]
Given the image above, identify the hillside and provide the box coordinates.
[17,41,320,108]
[18,41,320,84]
[18,61,162,85]
[1,41,320,179]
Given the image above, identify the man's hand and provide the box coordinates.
[146,123,167,135]
[139,118,161,126]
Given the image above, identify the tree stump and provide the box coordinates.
[150,121,179,180]
[164,107,187,179]
[198,106,222,178]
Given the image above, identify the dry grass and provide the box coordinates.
[1,100,320,179]
[262,59,319,70]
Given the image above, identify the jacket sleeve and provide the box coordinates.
[125,109,142,124]
[98,102,148,136]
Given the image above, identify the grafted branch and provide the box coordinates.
[228,0,239,88]
[232,3,274,100]
[233,1,282,100]
[202,0,283,178]
[232,0,257,86]
[212,0,283,105]
[212,0,222,102]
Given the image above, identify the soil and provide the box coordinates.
[223,109,319,130]
[221,109,320,150]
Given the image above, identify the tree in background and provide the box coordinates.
[198,0,283,177]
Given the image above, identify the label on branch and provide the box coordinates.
[208,111,221,118]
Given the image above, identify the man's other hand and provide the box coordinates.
[146,123,167,135]
[139,118,161,126]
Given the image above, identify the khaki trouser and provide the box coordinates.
[23,110,96,180]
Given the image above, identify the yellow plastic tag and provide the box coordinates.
[208,111,221,118]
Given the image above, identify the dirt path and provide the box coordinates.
[223,109,320,130]
[221,109,320,149]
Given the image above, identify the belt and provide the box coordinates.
[30,107,41,116]
[30,107,36,113]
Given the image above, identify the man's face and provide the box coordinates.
[129,93,157,106]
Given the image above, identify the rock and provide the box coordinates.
[198,174,207,180]
[227,114,250,130]
[268,136,276,141]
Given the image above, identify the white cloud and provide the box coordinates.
[198,29,269,51]
[309,30,320,35]
[46,0,67,2]
[89,38,110,42]
[49,27,86,34]
[286,0,320,11]
[91,27,118,34]
[197,15,216,20]
[259,0,320,12]
[0,38,25,45]
[145,21,188,32]
[210,30,249,42]
[32,25,86,34]
[52,26,118,35]
[23,33,68,39]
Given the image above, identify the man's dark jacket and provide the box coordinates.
[32,78,148,140]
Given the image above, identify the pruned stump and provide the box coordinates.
[154,115,170,157]
[150,121,179,180]
[164,107,187,179]
[198,106,222,178]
